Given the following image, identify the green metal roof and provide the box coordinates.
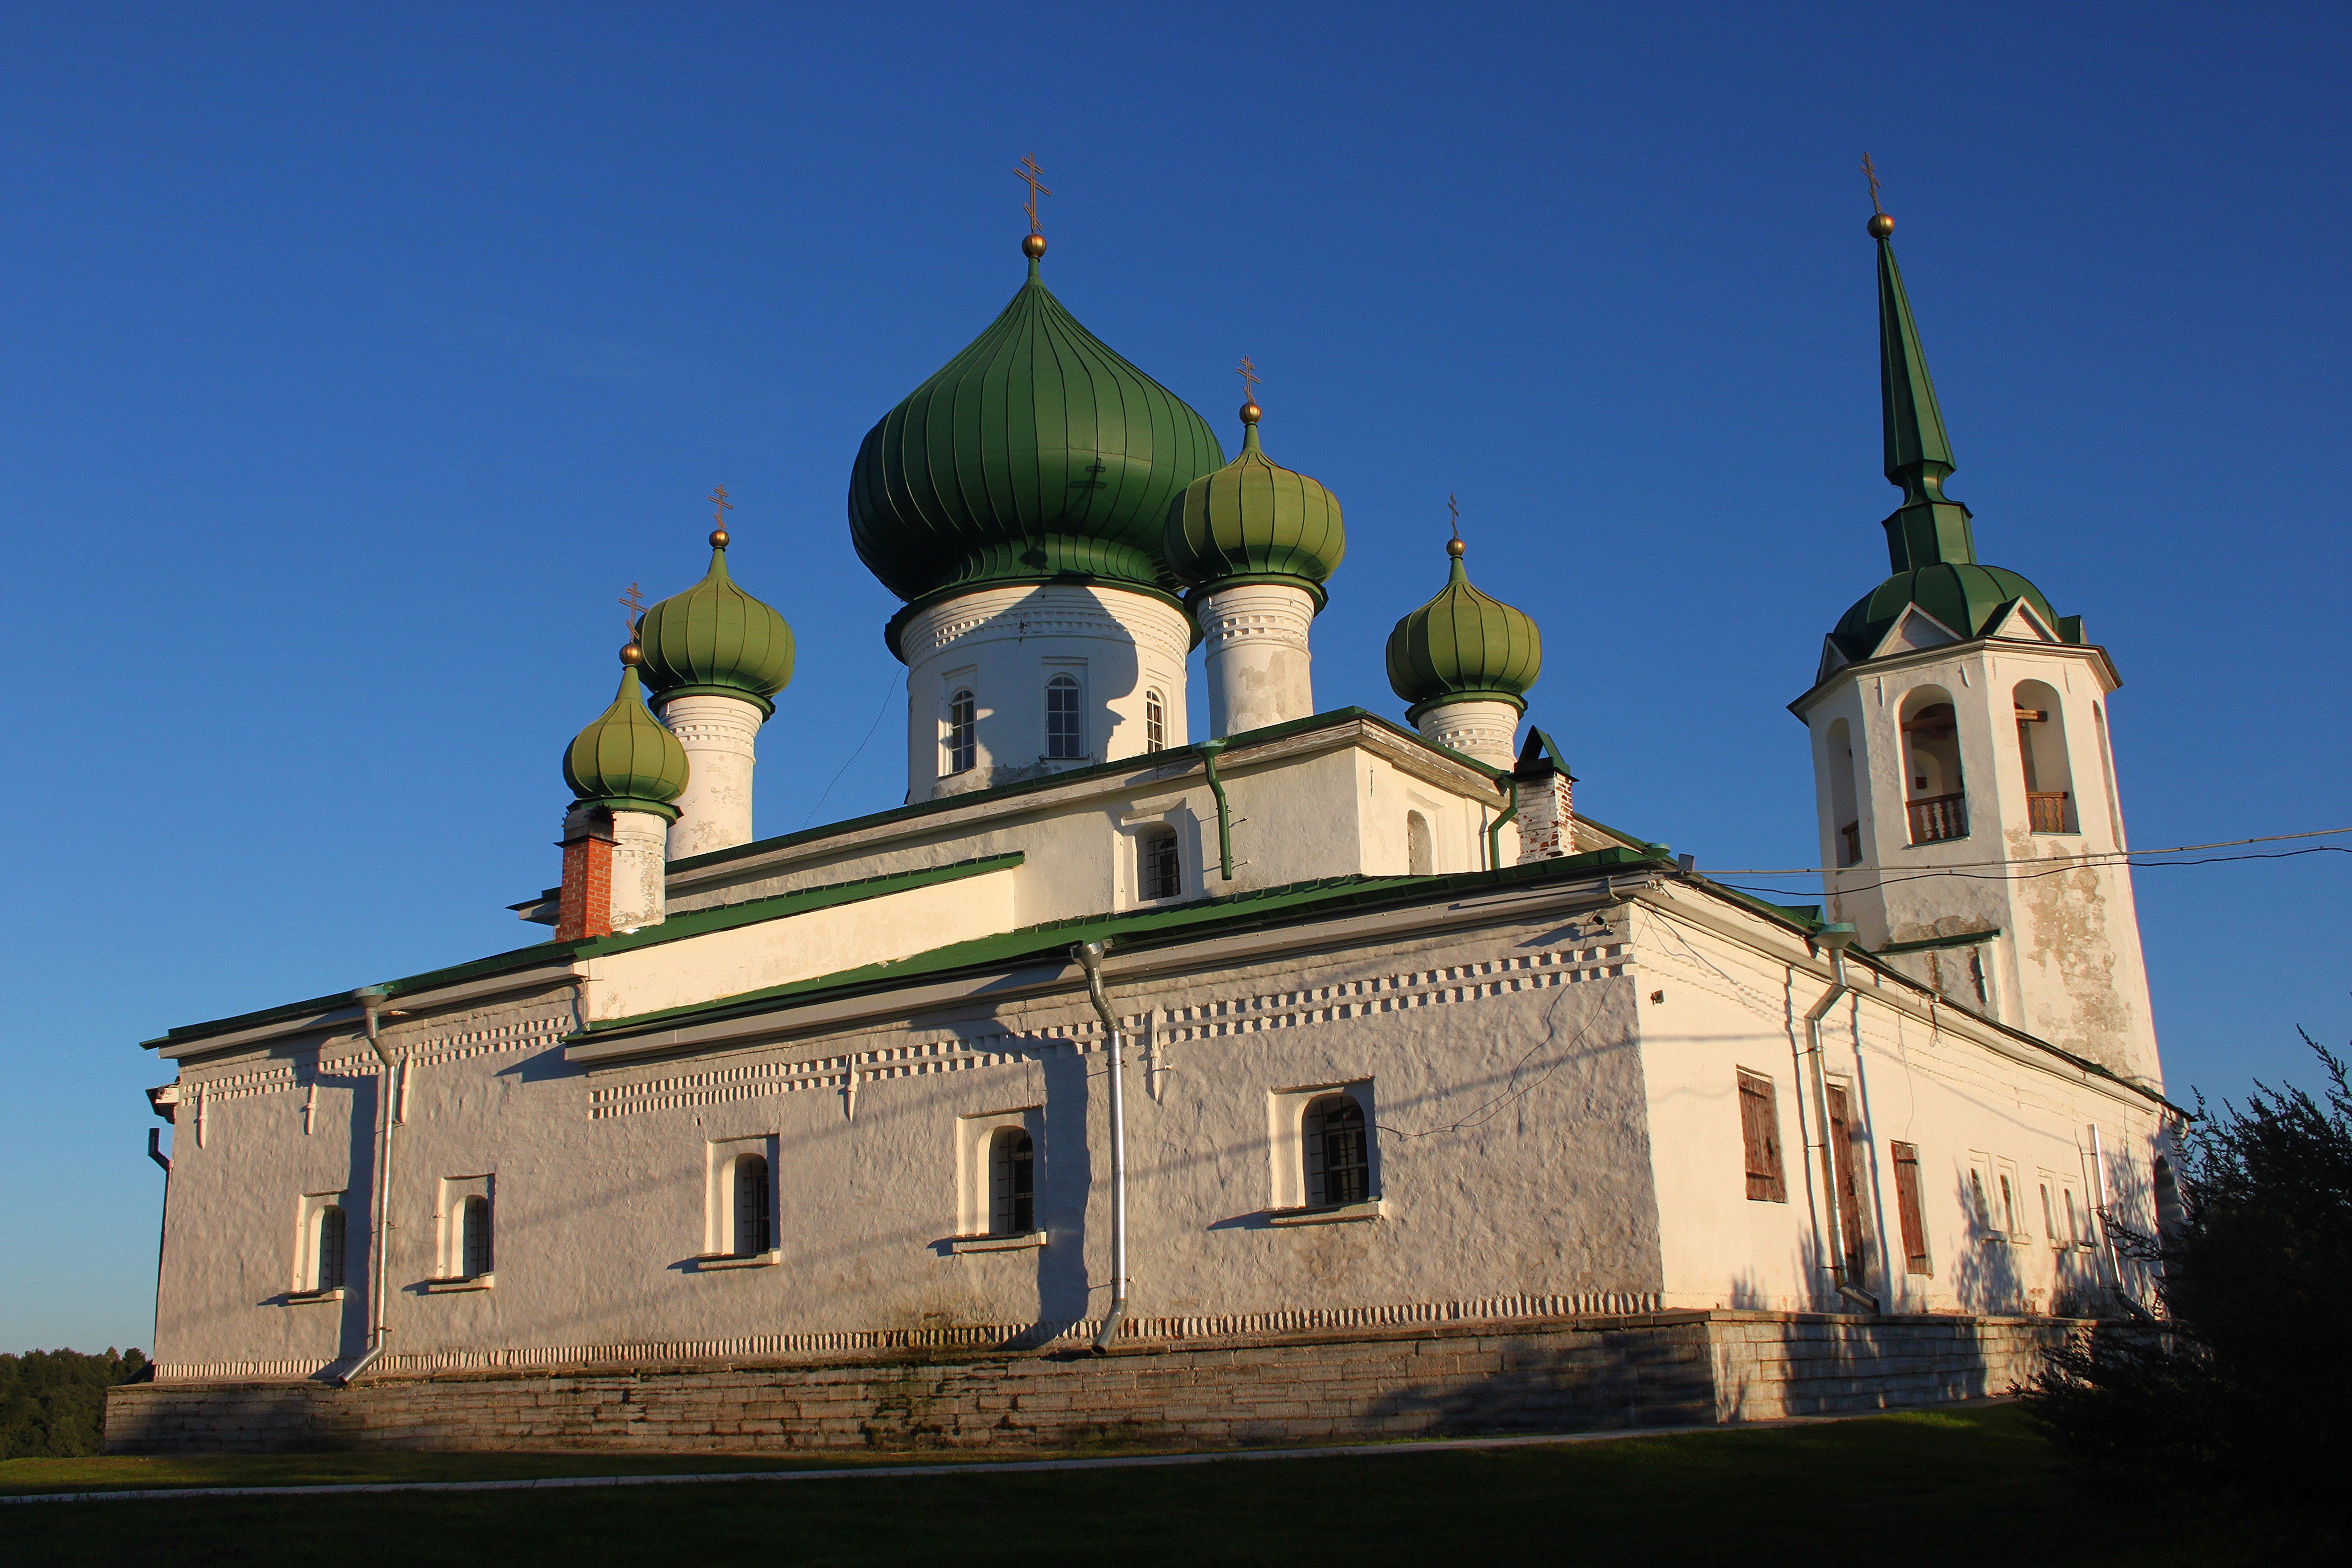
[637,543,795,712]
[847,253,1224,622]
[1385,542,1542,716]
[1163,413,1345,599]
[562,660,690,819]
[144,853,1024,1052]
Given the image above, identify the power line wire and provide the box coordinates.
[1694,826,2352,878]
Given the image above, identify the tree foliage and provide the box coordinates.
[0,1346,149,1458]
[2027,1030,2352,1512]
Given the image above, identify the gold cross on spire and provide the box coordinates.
[1448,492,1461,542]
[709,485,733,528]
[1236,355,1261,405]
[1015,154,1052,235]
[1860,152,1885,217]
[619,582,646,638]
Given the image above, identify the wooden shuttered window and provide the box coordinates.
[1737,1070,1786,1202]
[1891,1141,1932,1275]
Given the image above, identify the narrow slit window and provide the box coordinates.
[459,1195,493,1278]
[734,1154,772,1257]
[1406,811,1433,875]
[1303,1094,1370,1208]
[1737,1070,1786,1202]
[1046,674,1083,759]
[990,1128,1035,1235]
[1137,826,1180,901]
[945,689,977,776]
[315,1205,347,1291]
[1890,1141,1932,1275]
[1145,689,1166,752]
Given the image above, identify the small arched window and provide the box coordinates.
[1045,674,1082,759]
[1145,689,1166,752]
[945,689,977,776]
[1405,811,1433,875]
[1137,825,1180,901]
[315,1205,347,1292]
[1303,1094,1370,1208]
[734,1154,772,1257]
[990,1128,1034,1235]
[459,1195,493,1279]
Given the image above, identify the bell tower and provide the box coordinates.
[1788,193,2162,1091]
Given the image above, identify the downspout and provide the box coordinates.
[339,985,399,1385]
[147,1127,170,1366]
[1196,741,1234,882]
[1802,924,1879,1313]
[1074,942,1129,1351]
[1484,792,1519,871]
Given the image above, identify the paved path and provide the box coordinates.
[6,1419,1857,1506]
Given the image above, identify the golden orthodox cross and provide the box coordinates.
[1860,153,1885,217]
[619,582,646,636]
[1448,492,1462,543]
[1015,154,1051,235]
[709,485,733,530]
[1236,356,1261,404]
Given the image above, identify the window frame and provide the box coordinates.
[944,686,978,776]
[956,1106,1045,1245]
[704,1134,781,1266]
[1135,823,1182,902]
[1737,1069,1787,1203]
[1044,671,1084,761]
[1145,688,1166,752]
[1266,1080,1381,1218]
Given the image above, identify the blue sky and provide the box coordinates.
[2,1,2344,1354]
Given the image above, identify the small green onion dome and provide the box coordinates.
[563,648,689,821]
[1385,539,1543,720]
[1830,562,2075,659]
[1163,407,1345,602]
[847,251,1225,629]
[636,540,795,718]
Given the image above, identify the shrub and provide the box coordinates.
[0,1346,149,1458]
[2026,1030,2352,1511]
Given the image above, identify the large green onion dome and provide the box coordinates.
[847,245,1225,638]
[563,647,689,821]
[636,535,795,718]
[1163,403,1345,606]
[1386,537,1543,720]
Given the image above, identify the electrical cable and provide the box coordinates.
[1694,825,2352,877]
[800,679,899,828]
[1711,845,2349,900]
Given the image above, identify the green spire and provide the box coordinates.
[1873,223,1977,574]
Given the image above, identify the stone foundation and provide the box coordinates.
[106,1312,2069,1455]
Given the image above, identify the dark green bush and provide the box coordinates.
[0,1346,149,1458]
[2027,1031,2351,1518]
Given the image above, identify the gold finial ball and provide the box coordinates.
[1867,212,1895,240]
[709,528,730,549]
[1239,400,1262,425]
[620,640,644,666]
[1022,233,1047,259]
[1446,538,1466,558]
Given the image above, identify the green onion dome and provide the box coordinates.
[563,648,689,821]
[1163,405,1345,605]
[847,249,1225,636]
[1829,562,2074,660]
[636,539,795,719]
[1385,538,1543,720]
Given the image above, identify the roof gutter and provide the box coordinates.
[1196,741,1235,882]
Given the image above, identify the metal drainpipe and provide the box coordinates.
[1802,925,1879,1313]
[339,985,399,1385]
[1074,942,1130,1351]
[1196,741,1234,881]
[1485,793,1519,871]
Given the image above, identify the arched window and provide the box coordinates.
[1137,825,1180,901]
[1405,811,1433,875]
[734,1154,772,1257]
[459,1195,493,1279]
[990,1128,1034,1235]
[2092,702,2125,846]
[1303,1093,1370,1208]
[1145,689,1166,752]
[1898,688,1968,844]
[1826,718,1862,866]
[315,1205,347,1292]
[2012,681,2076,833]
[1045,674,1082,759]
[2153,1154,2184,1237]
[945,689,976,776]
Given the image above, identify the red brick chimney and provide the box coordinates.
[554,810,617,941]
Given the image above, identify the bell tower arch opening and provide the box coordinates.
[1897,687,1966,844]
[2012,679,2076,834]
[1825,718,1862,866]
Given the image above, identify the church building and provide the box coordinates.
[110,195,2176,1452]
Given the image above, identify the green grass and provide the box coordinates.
[0,1406,2271,1566]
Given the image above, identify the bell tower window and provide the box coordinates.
[1826,718,1862,866]
[2012,680,2077,833]
[1898,688,1968,844]
[1045,674,1083,760]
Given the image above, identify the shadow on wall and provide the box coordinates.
[927,584,1149,798]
